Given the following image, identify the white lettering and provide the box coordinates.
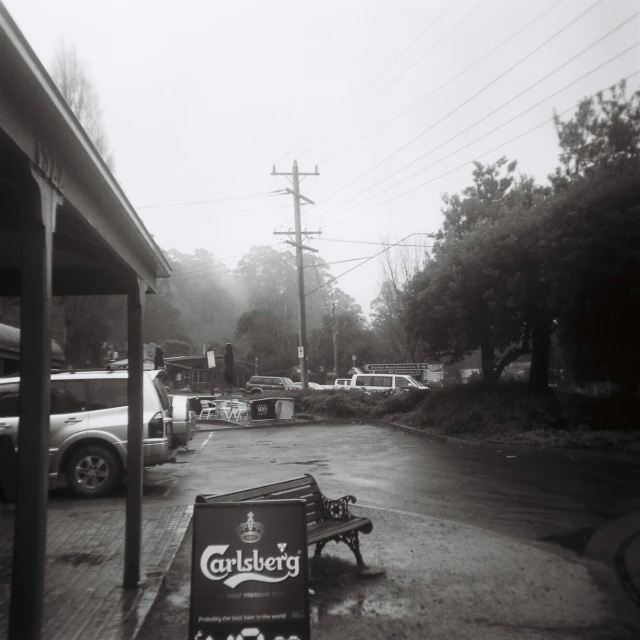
[200,545,301,589]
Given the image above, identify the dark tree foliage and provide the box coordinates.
[408,159,550,385]
[404,81,640,393]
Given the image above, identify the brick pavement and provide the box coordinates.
[0,502,192,639]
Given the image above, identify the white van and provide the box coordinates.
[348,373,428,392]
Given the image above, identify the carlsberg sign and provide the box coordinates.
[200,544,301,588]
[189,500,310,640]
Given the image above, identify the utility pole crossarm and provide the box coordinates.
[284,240,318,253]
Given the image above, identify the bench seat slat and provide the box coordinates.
[197,475,314,503]
[308,517,373,544]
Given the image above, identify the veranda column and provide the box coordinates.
[124,278,145,588]
[9,166,61,639]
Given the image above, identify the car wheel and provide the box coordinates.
[251,388,262,395]
[66,446,121,498]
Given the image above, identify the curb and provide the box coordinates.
[195,417,327,432]
[131,505,194,640]
[385,420,640,457]
[585,510,640,605]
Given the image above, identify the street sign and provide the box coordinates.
[297,346,304,359]
[352,355,356,362]
[207,350,216,369]
[190,500,310,640]
[363,363,428,373]
[426,364,444,383]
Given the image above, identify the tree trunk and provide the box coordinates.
[481,340,498,383]
[529,317,551,392]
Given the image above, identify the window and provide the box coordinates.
[50,380,86,414]
[373,376,392,388]
[395,377,410,388]
[88,378,128,410]
[355,376,373,387]
[0,383,19,417]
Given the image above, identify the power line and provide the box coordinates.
[141,202,286,221]
[275,0,463,164]
[305,233,426,296]
[309,0,607,213]
[298,0,487,161]
[303,256,373,268]
[318,0,565,165]
[320,237,434,247]
[168,242,288,277]
[313,39,640,229]
[136,190,283,209]
[318,69,640,230]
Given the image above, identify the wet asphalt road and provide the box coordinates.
[49,422,640,556]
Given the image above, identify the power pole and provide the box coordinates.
[331,297,339,378]
[272,160,320,389]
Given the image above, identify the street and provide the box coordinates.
[40,421,640,639]
[53,422,639,551]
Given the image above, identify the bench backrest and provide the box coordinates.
[196,474,328,528]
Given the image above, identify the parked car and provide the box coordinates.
[334,378,352,389]
[348,373,429,393]
[170,394,197,446]
[0,369,176,497]
[244,376,297,395]
[290,381,333,390]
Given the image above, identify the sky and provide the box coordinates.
[4,0,639,316]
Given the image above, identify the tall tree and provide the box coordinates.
[409,160,550,385]
[50,40,119,366]
[371,239,429,362]
[545,81,640,395]
[51,39,114,170]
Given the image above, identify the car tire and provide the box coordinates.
[251,389,262,395]
[66,446,121,498]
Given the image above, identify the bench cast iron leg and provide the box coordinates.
[339,531,365,566]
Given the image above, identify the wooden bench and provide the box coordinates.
[195,473,374,567]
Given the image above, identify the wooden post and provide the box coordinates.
[9,167,61,640]
[123,278,145,589]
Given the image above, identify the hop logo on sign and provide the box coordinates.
[277,543,287,554]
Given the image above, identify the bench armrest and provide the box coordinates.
[322,494,356,520]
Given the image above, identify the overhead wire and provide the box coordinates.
[305,233,421,296]
[318,0,565,165]
[317,69,640,231]
[311,36,640,229]
[297,0,487,161]
[141,202,288,222]
[275,0,463,164]
[136,190,283,209]
[308,0,607,214]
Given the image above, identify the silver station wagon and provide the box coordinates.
[0,369,176,497]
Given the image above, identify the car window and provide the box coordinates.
[51,380,86,414]
[355,376,372,387]
[0,383,20,417]
[87,378,128,410]
[282,378,294,385]
[372,376,393,387]
[396,377,410,388]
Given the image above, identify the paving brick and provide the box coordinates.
[0,503,192,639]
